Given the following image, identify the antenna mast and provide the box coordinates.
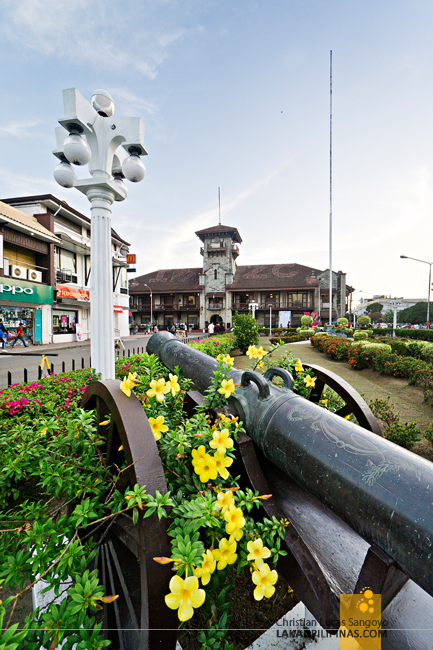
[218,187,221,225]
[329,50,333,326]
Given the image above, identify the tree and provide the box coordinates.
[337,317,348,327]
[357,315,371,327]
[383,309,394,323]
[396,302,433,324]
[300,315,313,326]
[368,311,383,322]
[367,302,383,313]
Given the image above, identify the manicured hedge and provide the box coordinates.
[312,334,433,406]
[269,335,304,344]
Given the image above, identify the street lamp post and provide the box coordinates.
[400,255,433,329]
[269,304,272,338]
[248,300,259,319]
[53,88,146,379]
[389,300,402,337]
[144,283,153,330]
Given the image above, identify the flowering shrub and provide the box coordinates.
[354,330,369,341]
[188,334,236,358]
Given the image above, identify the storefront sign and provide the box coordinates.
[126,254,136,264]
[56,286,90,301]
[0,278,53,304]
[76,323,83,341]
[114,305,123,313]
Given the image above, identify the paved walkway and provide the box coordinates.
[0,332,207,387]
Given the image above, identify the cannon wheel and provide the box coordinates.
[302,362,382,435]
[81,380,178,650]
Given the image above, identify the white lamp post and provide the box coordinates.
[248,300,259,319]
[144,283,153,330]
[390,300,402,337]
[269,304,272,337]
[53,88,146,379]
[400,255,433,329]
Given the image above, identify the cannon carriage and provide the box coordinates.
[81,331,433,649]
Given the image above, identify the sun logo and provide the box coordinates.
[356,588,375,614]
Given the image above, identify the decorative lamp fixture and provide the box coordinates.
[63,133,91,166]
[122,151,146,183]
[53,160,78,188]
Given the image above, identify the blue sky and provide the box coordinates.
[1,0,433,306]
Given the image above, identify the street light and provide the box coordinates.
[389,300,402,337]
[400,255,433,329]
[53,88,146,379]
[144,283,153,331]
[268,304,272,338]
[249,300,259,319]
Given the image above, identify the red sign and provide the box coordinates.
[56,286,90,301]
[127,254,136,264]
[114,305,123,313]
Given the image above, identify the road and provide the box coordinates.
[0,332,206,388]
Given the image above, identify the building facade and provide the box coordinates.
[130,224,350,329]
[1,195,131,342]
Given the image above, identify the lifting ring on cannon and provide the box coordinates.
[81,380,178,650]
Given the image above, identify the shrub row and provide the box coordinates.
[188,333,236,357]
[269,335,304,344]
[312,334,433,406]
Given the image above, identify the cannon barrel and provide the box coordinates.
[148,331,433,597]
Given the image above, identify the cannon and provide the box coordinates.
[81,332,433,649]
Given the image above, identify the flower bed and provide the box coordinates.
[187,333,236,357]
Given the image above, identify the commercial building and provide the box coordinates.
[1,195,131,343]
[130,223,350,329]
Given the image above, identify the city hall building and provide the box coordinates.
[130,224,350,330]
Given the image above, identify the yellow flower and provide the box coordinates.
[146,378,170,402]
[218,378,235,399]
[120,374,138,397]
[247,538,271,567]
[40,427,48,436]
[224,503,245,535]
[118,445,123,451]
[166,373,180,396]
[99,419,110,426]
[191,445,207,467]
[319,399,328,406]
[303,375,316,388]
[344,414,351,420]
[165,574,205,622]
[251,563,278,600]
[213,452,233,480]
[223,355,234,366]
[209,428,234,455]
[193,550,216,586]
[215,490,235,512]
[294,360,303,372]
[255,346,267,360]
[246,345,258,359]
[194,454,218,483]
[212,537,237,570]
[229,529,244,543]
[148,415,169,441]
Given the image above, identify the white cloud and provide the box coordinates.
[0,166,58,192]
[1,0,203,78]
[0,120,40,138]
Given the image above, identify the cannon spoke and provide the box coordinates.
[302,363,382,435]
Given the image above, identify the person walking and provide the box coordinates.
[11,322,28,348]
[0,320,8,350]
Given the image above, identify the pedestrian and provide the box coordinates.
[11,322,28,348]
[0,320,8,350]
[208,322,215,335]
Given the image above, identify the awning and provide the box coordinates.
[54,233,91,254]
[55,298,90,309]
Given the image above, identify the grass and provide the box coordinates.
[232,338,433,460]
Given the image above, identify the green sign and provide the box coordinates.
[0,278,53,304]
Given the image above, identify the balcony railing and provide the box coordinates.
[208,304,223,310]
